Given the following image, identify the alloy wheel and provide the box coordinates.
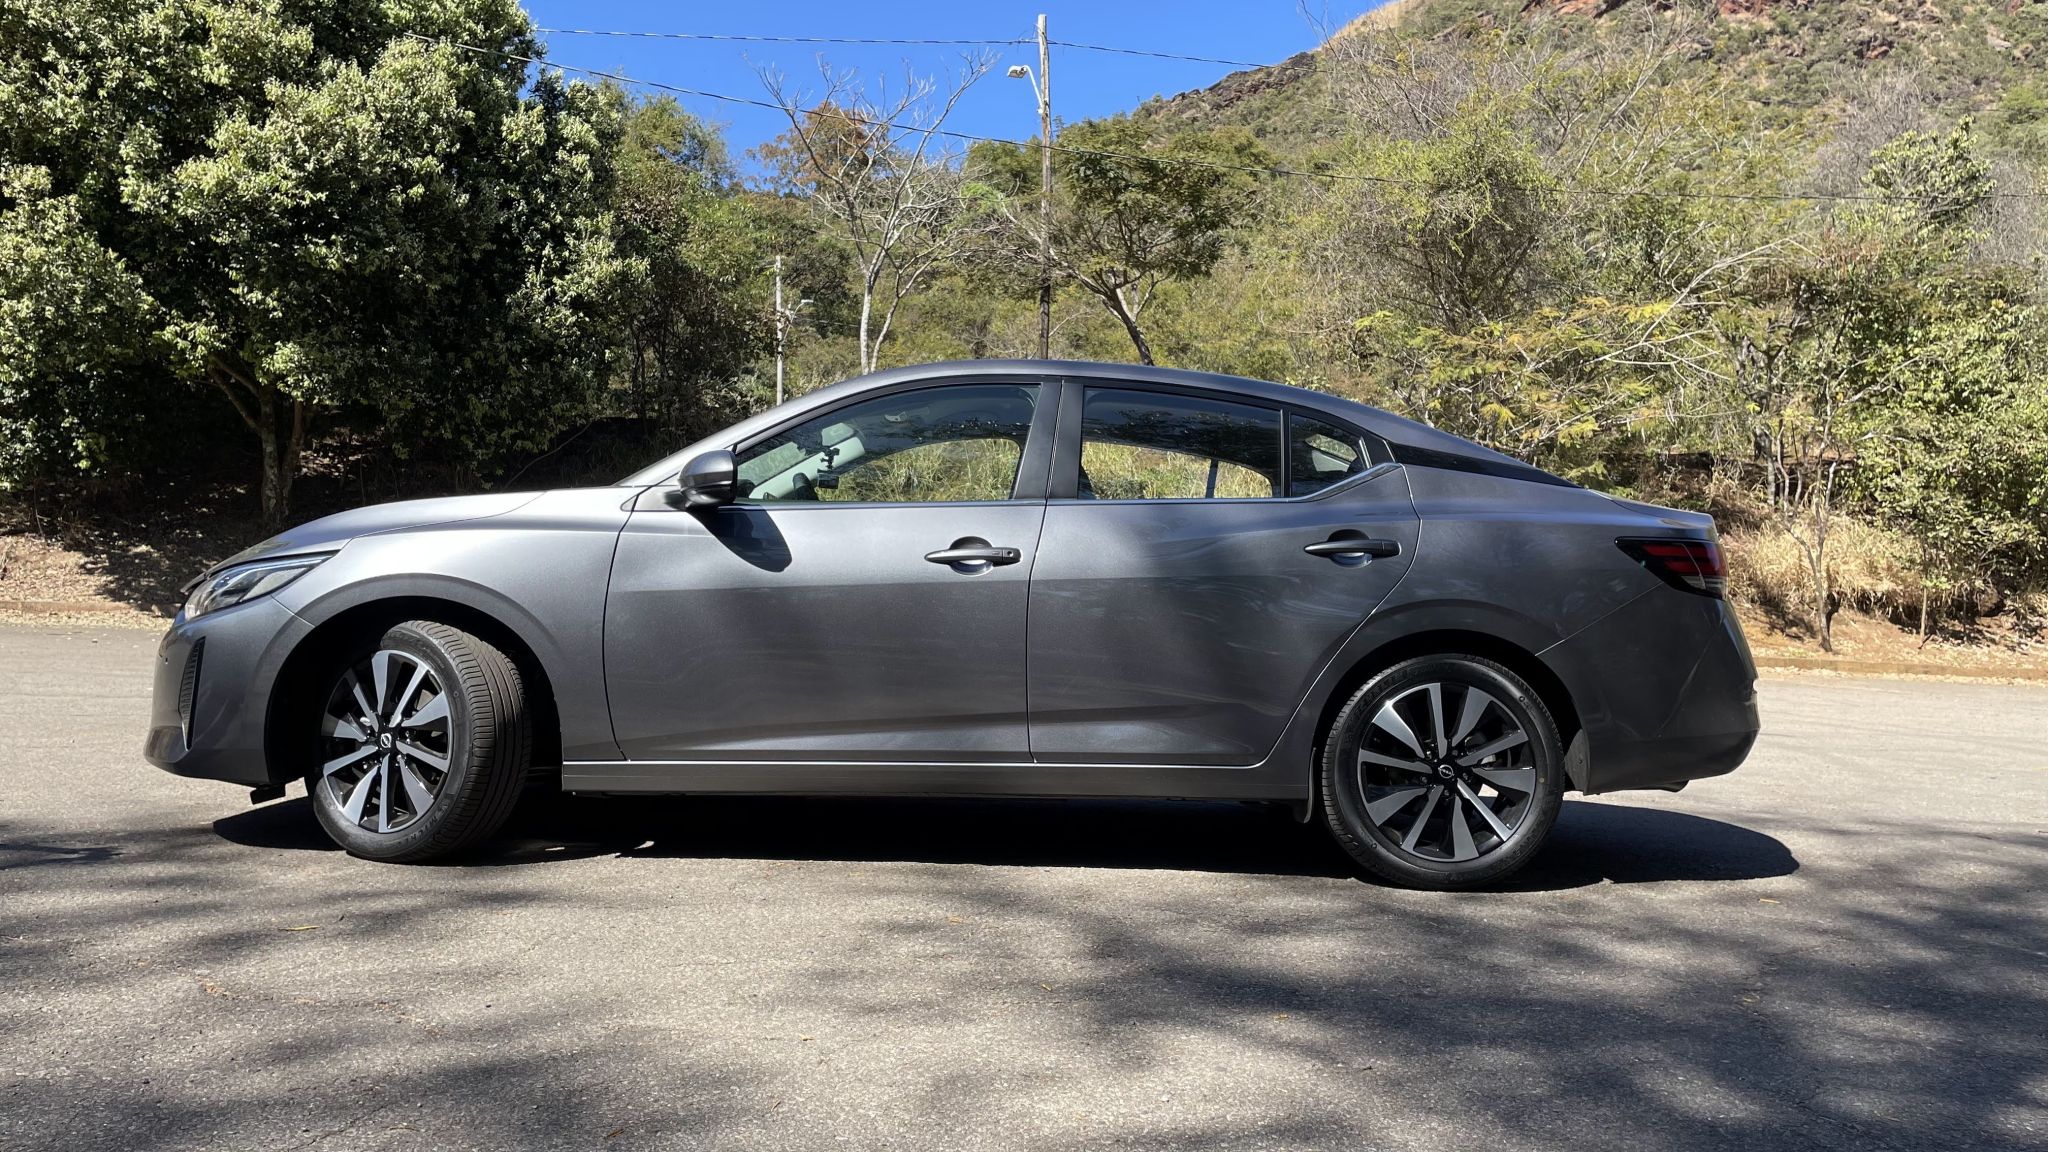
[318,649,454,834]
[1355,681,1538,863]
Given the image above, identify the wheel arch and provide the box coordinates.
[1306,627,1587,794]
[265,595,564,781]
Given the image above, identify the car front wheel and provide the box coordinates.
[307,620,530,863]
[1321,654,1564,889]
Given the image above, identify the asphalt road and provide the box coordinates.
[2,623,2045,1152]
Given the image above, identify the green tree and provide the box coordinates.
[980,119,1270,366]
[0,164,162,491]
[1,0,625,523]
[1859,303,2048,639]
[614,96,771,439]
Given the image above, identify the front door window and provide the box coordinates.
[736,385,1039,504]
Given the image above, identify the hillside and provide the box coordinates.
[1142,0,2048,146]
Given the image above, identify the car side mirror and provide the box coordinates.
[672,449,737,509]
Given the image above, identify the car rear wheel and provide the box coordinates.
[307,620,529,863]
[1321,654,1563,890]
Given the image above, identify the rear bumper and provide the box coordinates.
[144,598,309,787]
[1543,589,1760,794]
[1581,726,1757,792]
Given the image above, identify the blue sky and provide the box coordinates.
[523,1,1378,166]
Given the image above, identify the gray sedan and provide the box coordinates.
[145,360,1757,888]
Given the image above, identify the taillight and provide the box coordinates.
[1618,537,1726,598]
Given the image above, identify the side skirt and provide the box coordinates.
[560,760,1307,801]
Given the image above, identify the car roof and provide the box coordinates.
[620,359,1539,488]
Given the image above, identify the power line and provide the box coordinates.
[1047,40,1290,69]
[415,35,1420,188]
[535,27,1029,48]
[411,34,2045,205]
[534,24,1309,72]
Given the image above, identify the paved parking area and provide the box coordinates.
[2,622,2045,1151]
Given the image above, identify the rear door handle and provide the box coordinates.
[1303,536,1400,559]
[925,542,1023,567]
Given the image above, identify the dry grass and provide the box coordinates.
[1621,462,2042,644]
[1723,513,2046,656]
[1724,515,1925,623]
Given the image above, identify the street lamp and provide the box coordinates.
[1008,16,1053,360]
[1005,64,1039,102]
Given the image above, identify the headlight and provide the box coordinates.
[182,554,330,620]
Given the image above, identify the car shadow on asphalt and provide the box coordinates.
[210,794,1797,889]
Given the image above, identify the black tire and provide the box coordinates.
[1321,654,1563,890]
[307,620,530,863]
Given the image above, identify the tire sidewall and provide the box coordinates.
[308,623,479,861]
[1323,655,1564,889]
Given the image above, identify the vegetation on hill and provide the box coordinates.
[2,0,2045,653]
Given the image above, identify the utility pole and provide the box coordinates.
[1036,13,1052,359]
[769,255,810,407]
[773,254,787,407]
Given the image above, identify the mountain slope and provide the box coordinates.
[1141,0,2047,146]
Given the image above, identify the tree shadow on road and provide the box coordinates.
[9,789,2045,1151]
[211,794,1797,888]
[0,838,123,871]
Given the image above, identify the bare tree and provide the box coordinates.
[1805,70,1941,202]
[1717,238,1936,654]
[759,55,997,373]
[1290,7,1778,472]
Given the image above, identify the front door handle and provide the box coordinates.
[925,538,1023,570]
[1303,535,1400,560]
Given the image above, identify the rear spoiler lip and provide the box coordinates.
[1599,494,1716,534]
[1384,441,1580,489]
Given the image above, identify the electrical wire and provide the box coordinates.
[535,27,1029,47]
[534,25,1313,72]
[1047,40,1291,69]
[411,33,2046,204]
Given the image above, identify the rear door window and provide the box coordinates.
[1077,388,1281,500]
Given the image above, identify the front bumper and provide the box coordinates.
[144,598,311,787]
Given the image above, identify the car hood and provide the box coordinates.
[207,492,544,573]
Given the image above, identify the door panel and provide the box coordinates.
[1026,468,1418,765]
[607,502,1046,761]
